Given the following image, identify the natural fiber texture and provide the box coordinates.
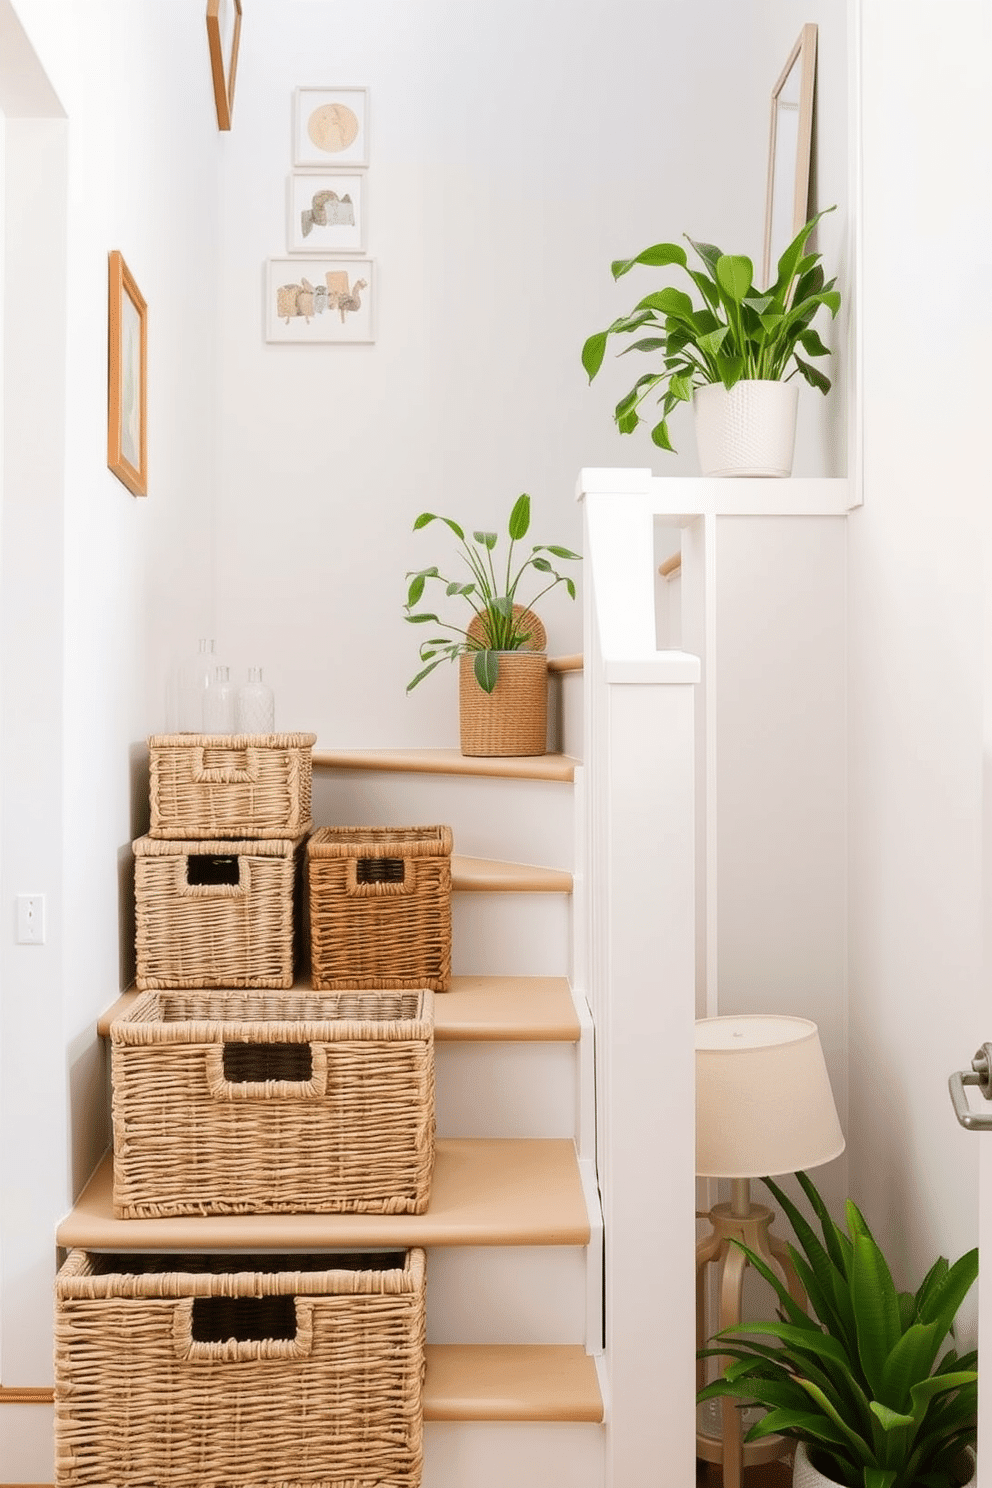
[459,651,549,756]
[465,604,546,653]
[55,1247,426,1488]
[308,826,453,992]
[110,989,435,1217]
[133,835,305,990]
[148,733,317,840]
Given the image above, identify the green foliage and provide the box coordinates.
[404,493,580,694]
[698,1172,978,1488]
[581,208,842,452]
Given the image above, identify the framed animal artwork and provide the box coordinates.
[265,257,375,343]
[287,172,366,253]
[293,87,369,168]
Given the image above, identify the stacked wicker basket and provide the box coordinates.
[55,732,455,1488]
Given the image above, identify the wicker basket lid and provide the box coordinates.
[466,604,546,653]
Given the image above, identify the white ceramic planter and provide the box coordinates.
[793,1440,977,1488]
[693,378,799,477]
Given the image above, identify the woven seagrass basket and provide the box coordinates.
[55,1247,426,1488]
[110,988,435,1217]
[308,825,452,992]
[148,732,316,839]
[133,834,305,990]
[460,605,548,757]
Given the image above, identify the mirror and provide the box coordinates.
[762,23,817,286]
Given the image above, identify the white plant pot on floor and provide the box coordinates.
[793,1440,977,1488]
[694,378,799,477]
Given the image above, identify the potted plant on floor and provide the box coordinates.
[404,493,580,757]
[698,1170,978,1488]
[581,207,841,477]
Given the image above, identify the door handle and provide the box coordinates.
[949,1042,992,1129]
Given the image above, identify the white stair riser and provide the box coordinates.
[453,894,571,976]
[312,771,574,871]
[0,1401,52,1478]
[424,1422,604,1488]
[425,1246,589,1344]
[436,1041,576,1138]
[550,669,584,761]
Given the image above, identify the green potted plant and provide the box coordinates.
[581,207,841,477]
[404,493,580,757]
[698,1170,978,1488]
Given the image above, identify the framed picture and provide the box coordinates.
[288,172,365,253]
[266,258,375,344]
[294,87,369,168]
[762,22,817,285]
[107,250,148,497]
[206,0,242,131]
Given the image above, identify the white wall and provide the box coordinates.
[0,0,221,1400]
[212,0,847,749]
[848,0,992,1318]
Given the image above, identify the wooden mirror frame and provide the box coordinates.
[206,0,242,131]
[762,22,818,286]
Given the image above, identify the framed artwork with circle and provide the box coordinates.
[294,87,369,168]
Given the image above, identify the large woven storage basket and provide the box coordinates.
[308,825,452,992]
[111,989,435,1217]
[148,732,317,839]
[133,834,305,989]
[54,1247,426,1488]
[459,651,549,757]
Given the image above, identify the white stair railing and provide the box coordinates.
[577,468,700,1488]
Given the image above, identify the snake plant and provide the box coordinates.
[698,1171,977,1488]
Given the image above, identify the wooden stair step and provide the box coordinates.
[313,748,577,783]
[452,855,572,894]
[56,1139,590,1252]
[424,1344,602,1422]
[96,976,580,1042]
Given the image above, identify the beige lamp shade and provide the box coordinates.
[695,1015,845,1178]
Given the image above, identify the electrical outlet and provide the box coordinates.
[16,894,45,945]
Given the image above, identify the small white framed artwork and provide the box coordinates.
[266,258,375,344]
[288,172,365,253]
[294,87,369,168]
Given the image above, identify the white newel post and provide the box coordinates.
[578,470,700,1487]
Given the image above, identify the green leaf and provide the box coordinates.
[405,611,440,624]
[581,331,608,380]
[618,406,640,434]
[879,1322,943,1412]
[635,286,694,318]
[473,649,500,693]
[850,1228,903,1397]
[650,418,674,451]
[406,656,449,691]
[611,242,687,279]
[870,1401,914,1431]
[918,1249,978,1337]
[508,493,531,540]
[669,373,693,402]
[564,577,576,599]
[794,354,832,394]
[473,530,497,550]
[799,327,831,358]
[413,511,464,540]
[531,557,553,573]
[617,336,669,356]
[538,544,581,560]
[863,1472,898,1488]
[696,325,730,358]
[715,254,753,303]
[686,237,724,276]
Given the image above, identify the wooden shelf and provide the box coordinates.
[452,855,572,894]
[424,1344,602,1422]
[313,748,577,783]
[96,975,581,1042]
[56,1139,591,1253]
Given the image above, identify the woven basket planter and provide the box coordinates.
[55,1247,426,1488]
[110,989,435,1217]
[148,732,317,840]
[459,650,549,756]
[133,834,306,990]
[308,825,452,991]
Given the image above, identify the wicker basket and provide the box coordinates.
[148,732,317,839]
[459,650,549,756]
[133,834,305,990]
[308,825,452,992]
[55,1247,426,1488]
[111,988,435,1216]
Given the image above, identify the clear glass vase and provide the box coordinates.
[236,667,275,734]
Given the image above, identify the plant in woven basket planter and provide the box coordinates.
[697,1170,978,1488]
[404,493,580,757]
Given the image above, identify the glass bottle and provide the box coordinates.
[177,638,216,732]
[236,667,275,734]
[202,665,235,734]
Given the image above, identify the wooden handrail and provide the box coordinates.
[658,552,682,580]
[0,1384,53,1403]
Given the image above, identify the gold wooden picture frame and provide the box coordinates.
[762,22,818,286]
[206,0,242,131]
[107,250,148,498]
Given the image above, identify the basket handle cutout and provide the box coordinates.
[189,746,261,785]
[186,854,240,887]
[345,855,415,898]
[205,1041,328,1100]
[174,1297,315,1363]
[357,856,405,885]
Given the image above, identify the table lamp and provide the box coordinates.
[695,1015,845,1488]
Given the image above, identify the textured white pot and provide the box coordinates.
[693,378,799,477]
[793,1440,977,1488]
